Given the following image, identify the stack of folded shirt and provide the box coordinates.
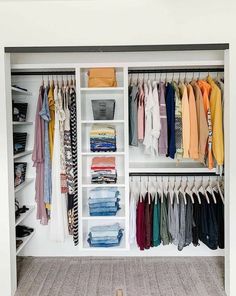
[88,187,121,216]
[90,124,116,152]
[91,156,117,183]
[87,223,123,248]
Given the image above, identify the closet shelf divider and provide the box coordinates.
[81,151,125,156]
[82,176,125,188]
[81,120,124,124]
[82,205,125,220]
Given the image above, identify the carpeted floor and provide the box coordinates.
[15,257,226,296]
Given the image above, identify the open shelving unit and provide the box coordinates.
[16,231,35,256]
[78,66,129,250]
[15,205,35,226]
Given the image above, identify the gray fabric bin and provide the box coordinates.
[91,99,115,120]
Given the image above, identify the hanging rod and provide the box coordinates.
[128,68,224,74]
[11,71,76,76]
[129,172,220,177]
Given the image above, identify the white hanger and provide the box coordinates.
[199,176,210,204]
[191,177,201,204]
[185,177,194,204]
[179,177,187,205]
[167,177,174,205]
[217,176,224,203]
[206,177,217,204]
[173,177,179,204]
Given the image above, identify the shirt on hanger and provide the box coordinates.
[166,83,176,159]
[158,82,168,155]
[137,81,145,141]
[187,83,199,160]
[179,83,190,158]
[207,76,224,168]
[191,81,208,164]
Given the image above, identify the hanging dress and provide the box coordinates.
[69,86,79,246]
[152,81,161,156]
[32,86,48,225]
[64,87,74,235]
[49,86,69,242]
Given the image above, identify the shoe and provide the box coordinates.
[16,239,23,249]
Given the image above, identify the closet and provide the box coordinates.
[5,47,228,292]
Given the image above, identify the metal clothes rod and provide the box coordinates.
[129,172,219,177]
[128,68,224,74]
[11,71,76,76]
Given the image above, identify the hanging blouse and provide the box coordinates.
[207,76,224,169]
[197,80,213,169]
[166,83,176,159]
[50,87,69,242]
[152,81,161,156]
[39,86,52,212]
[172,81,183,160]
[129,84,138,146]
[69,86,79,246]
[158,82,168,155]
[32,86,48,225]
[187,83,199,160]
[137,81,145,141]
[191,81,208,164]
[143,80,153,154]
[48,84,55,160]
[179,82,190,158]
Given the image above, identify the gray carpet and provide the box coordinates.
[15,257,226,296]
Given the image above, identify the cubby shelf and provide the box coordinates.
[15,205,35,226]
[81,120,124,124]
[82,177,125,188]
[11,86,32,95]
[81,151,125,156]
[14,150,33,159]
[13,121,33,126]
[16,231,35,255]
[82,205,125,220]
[14,178,34,193]
[80,87,124,92]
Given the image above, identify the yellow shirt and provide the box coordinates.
[207,76,224,166]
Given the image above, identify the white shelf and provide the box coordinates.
[80,87,124,92]
[129,162,217,174]
[82,204,125,220]
[82,233,126,250]
[82,177,125,188]
[14,178,34,193]
[16,231,35,255]
[15,205,35,226]
[11,86,32,95]
[14,150,33,159]
[13,121,33,126]
[82,150,125,156]
[81,120,124,124]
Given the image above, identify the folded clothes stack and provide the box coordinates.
[88,187,121,216]
[91,156,117,183]
[90,124,116,152]
[87,223,124,247]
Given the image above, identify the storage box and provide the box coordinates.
[91,100,115,120]
[13,102,28,122]
[13,133,27,155]
[14,162,27,187]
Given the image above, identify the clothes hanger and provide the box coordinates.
[191,176,201,204]
[200,176,210,204]
[173,176,179,204]
[185,177,194,204]
[214,176,224,204]
[139,176,142,202]
[206,176,217,204]
[41,75,44,87]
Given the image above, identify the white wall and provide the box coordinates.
[0,1,236,296]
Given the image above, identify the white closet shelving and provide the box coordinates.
[12,82,35,257]
[9,52,225,257]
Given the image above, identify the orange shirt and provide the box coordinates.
[197,80,213,170]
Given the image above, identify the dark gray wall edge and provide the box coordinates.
[4,43,229,53]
